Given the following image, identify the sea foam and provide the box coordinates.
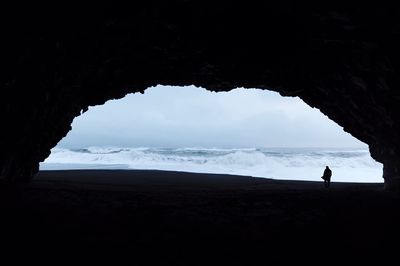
[40,147,383,183]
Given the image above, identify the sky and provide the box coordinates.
[57,85,367,149]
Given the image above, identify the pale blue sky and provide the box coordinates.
[57,85,367,149]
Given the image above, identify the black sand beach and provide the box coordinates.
[1,170,399,262]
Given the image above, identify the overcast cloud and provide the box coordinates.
[57,85,367,149]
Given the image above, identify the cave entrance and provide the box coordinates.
[40,85,382,183]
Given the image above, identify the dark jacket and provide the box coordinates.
[322,167,332,180]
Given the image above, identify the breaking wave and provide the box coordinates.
[40,147,383,182]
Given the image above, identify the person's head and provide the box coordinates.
[326,166,329,169]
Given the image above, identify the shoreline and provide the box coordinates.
[36,168,384,187]
[40,146,383,183]
[33,169,384,192]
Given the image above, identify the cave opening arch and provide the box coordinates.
[1,2,400,192]
[40,85,382,183]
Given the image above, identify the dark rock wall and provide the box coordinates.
[1,1,400,189]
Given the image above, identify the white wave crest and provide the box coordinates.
[41,147,383,183]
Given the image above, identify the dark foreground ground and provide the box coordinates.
[1,170,399,263]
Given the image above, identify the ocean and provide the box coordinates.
[40,147,383,183]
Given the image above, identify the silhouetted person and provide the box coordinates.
[321,166,332,188]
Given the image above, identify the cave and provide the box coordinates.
[1,1,400,191]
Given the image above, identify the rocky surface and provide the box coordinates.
[1,1,400,189]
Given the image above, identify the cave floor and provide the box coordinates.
[1,170,399,262]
